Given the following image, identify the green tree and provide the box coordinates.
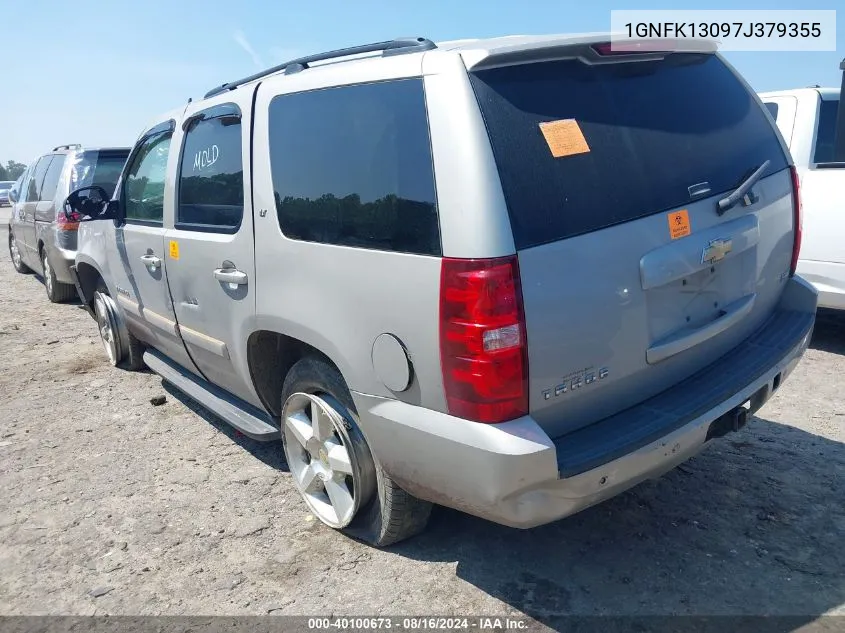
[5,161,26,180]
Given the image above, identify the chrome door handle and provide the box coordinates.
[140,254,161,271]
[213,268,248,285]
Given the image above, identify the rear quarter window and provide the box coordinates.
[813,98,839,164]
[39,155,67,201]
[71,150,130,197]
[26,156,53,202]
[470,53,789,249]
[269,78,440,256]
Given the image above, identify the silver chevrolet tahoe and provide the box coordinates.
[65,34,817,546]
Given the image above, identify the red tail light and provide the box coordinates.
[439,256,528,424]
[56,208,80,231]
[789,166,802,276]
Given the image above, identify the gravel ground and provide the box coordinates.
[1,223,844,625]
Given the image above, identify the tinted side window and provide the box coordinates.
[39,155,67,202]
[813,99,838,164]
[177,105,244,231]
[124,132,172,224]
[269,79,440,256]
[26,156,52,202]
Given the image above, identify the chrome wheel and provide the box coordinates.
[9,234,22,270]
[42,253,53,297]
[94,292,120,366]
[282,392,362,528]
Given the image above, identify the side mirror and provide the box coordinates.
[63,186,114,223]
[8,189,17,203]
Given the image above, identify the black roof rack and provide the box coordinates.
[52,144,81,152]
[204,37,436,99]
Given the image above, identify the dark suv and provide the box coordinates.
[8,144,129,302]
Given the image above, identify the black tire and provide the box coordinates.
[41,249,76,303]
[8,231,32,274]
[281,356,432,547]
[95,280,145,371]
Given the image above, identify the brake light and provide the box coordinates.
[439,256,528,424]
[789,166,802,276]
[592,42,672,56]
[56,208,80,231]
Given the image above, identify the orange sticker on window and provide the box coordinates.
[169,240,180,260]
[668,210,691,240]
[539,119,590,158]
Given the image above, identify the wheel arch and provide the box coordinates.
[74,257,107,309]
[246,329,352,419]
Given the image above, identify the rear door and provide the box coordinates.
[111,121,198,372]
[163,91,260,407]
[468,50,794,437]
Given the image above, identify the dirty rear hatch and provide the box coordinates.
[469,47,795,438]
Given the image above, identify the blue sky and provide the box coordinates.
[1,0,842,162]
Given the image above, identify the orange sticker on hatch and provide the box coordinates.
[169,240,180,260]
[668,210,691,240]
[539,119,590,158]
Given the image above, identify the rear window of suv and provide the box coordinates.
[70,150,130,197]
[470,53,789,249]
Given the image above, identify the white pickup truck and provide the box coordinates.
[760,87,844,310]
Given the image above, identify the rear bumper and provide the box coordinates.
[352,276,817,529]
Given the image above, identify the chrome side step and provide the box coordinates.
[143,349,280,442]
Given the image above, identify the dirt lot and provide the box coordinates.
[1,224,844,625]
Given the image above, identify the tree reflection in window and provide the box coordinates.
[270,78,440,256]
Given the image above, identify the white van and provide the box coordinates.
[760,88,844,310]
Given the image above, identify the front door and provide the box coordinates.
[163,92,260,406]
[112,120,197,373]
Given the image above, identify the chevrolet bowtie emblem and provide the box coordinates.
[702,238,732,265]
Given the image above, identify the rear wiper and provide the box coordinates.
[716,159,770,215]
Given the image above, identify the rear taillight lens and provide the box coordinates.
[790,166,802,276]
[439,256,528,424]
[57,208,80,230]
